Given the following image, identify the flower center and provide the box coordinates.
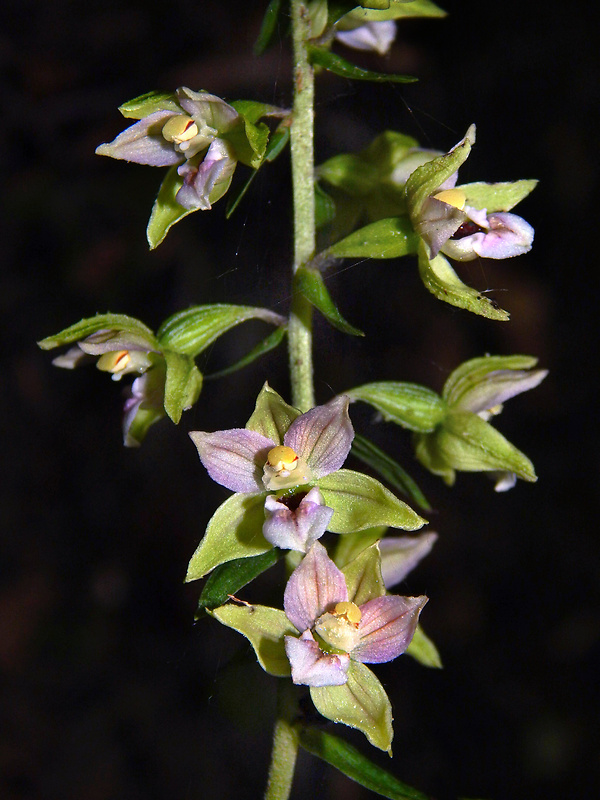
[162,114,200,146]
[96,350,152,381]
[314,602,362,653]
[433,187,466,210]
[262,446,313,491]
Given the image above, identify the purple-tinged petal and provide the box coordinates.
[77,330,159,355]
[456,368,548,416]
[189,429,274,493]
[176,140,237,211]
[492,471,517,492]
[95,111,183,166]
[176,88,239,134]
[263,487,334,552]
[379,532,438,589]
[123,368,166,448]
[335,21,397,56]
[284,541,347,633]
[285,631,349,687]
[416,196,466,258]
[352,595,427,664]
[284,396,354,479]
[442,212,534,262]
[52,345,90,369]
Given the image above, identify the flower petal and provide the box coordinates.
[95,111,182,166]
[263,487,333,552]
[189,429,274,493]
[283,541,347,633]
[416,196,466,258]
[77,330,159,355]
[285,631,349,687]
[335,21,397,56]
[352,595,427,663]
[176,88,239,134]
[176,140,237,211]
[442,212,534,261]
[284,396,354,479]
[455,368,548,416]
[379,532,438,589]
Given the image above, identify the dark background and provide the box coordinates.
[2,1,598,798]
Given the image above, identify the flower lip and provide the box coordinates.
[162,114,200,145]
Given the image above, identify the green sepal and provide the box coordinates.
[246,383,302,443]
[413,432,455,485]
[315,184,337,228]
[223,116,269,169]
[126,404,166,448]
[461,179,538,213]
[38,314,158,351]
[328,217,419,259]
[209,603,295,676]
[297,726,431,800]
[295,266,364,336]
[318,469,426,533]
[157,304,285,357]
[206,326,287,380]
[351,435,431,511]
[405,625,442,669]
[417,241,510,320]
[342,543,386,605]
[333,527,387,568]
[197,549,280,615]
[185,492,271,581]
[417,411,537,484]
[406,125,475,219]
[310,660,394,753]
[118,90,180,120]
[162,349,203,424]
[308,45,417,84]
[147,165,193,250]
[318,154,379,197]
[254,0,285,55]
[344,0,446,22]
[347,382,447,432]
[442,355,540,408]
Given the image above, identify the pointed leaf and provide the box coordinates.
[295,266,364,336]
[350,435,431,511]
[206,326,287,379]
[163,349,203,423]
[342,543,386,605]
[417,241,510,320]
[147,165,194,249]
[297,726,431,800]
[157,304,285,357]
[246,383,302,444]
[118,90,180,120]
[461,180,538,213]
[197,549,281,614]
[210,603,295,676]
[348,381,446,432]
[405,625,442,669]
[186,492,271,581]
[347,0,446,21]
[38,314,158,350]
[328,217,419,259]
[254,0,284,55]
[308,45,417,84]
[318,469,426,533]
[310,661,394,752]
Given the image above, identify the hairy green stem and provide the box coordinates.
[288,0,316,411]
[264,683,300,800]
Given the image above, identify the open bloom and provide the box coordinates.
[283,542,427,687]
[96,88,239,211]
[189,395,353,550]
[52,329,166,446]
[418,186,534,262]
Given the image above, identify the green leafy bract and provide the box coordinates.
[308,45,417,84]
[310,661,394,753]
[118,90,180,119]
[147,165,194,250]
[318,469,426,532]
[297,726,431,800]
[348,382,447,432]
[37,314,158,351]
[186,493,271,581]
[162,350,203,424]
[206,327,287,380]
[295,266,364,336]
[197,550,280,614]
[328,217,419,259]
[254,0,285,55]
[210,603,294,676]
[157,304,285,357]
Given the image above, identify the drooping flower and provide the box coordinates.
[283,542,427,687]
[96,88,240,212]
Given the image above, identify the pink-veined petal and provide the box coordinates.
[285,631,349,687]
[335,21,397,56]
[95,111,182,167]
[189,429,274,493]
[263,487,333,552]
[352,595,427,664]
[284,542,347,633]
[284,396,353,479]
[379,532,438,589]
